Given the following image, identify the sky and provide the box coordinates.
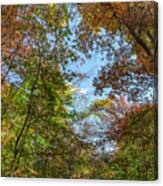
[60,4,137,112]
[57,4,133,154]
[4,4,154,155]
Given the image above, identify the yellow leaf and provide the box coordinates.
[61,20,67,28]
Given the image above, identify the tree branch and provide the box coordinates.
[110,3,152,56]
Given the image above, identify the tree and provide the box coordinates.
[78,2,158,102]
[107,105,157,180]
[1,4,93,177]
[1,6,32,84]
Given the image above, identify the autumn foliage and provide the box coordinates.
[1,2,157,180]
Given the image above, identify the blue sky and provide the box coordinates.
[57,4,137,111]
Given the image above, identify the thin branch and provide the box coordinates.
[11,38,42,174]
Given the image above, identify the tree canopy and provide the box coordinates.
[1,2,157,180]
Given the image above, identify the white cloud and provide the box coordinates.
[78,88,88,95]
